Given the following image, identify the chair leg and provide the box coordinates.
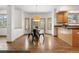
[28,34,30,38]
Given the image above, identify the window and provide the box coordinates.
[68,13,79,24]
[0,15,7,28]
[40,18,45,29]
[47,18,52,30]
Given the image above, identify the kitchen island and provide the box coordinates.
[55,25,79,47]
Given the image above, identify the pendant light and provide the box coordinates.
[32,5,41,22]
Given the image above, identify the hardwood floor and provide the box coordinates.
[0,35,79,52]
[7,34,79,53]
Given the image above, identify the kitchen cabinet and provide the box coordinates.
[58,27,72,45]
[72,29,79,47]
[56,11,79,47]
[57,27,79,47]
[56,11,68,24]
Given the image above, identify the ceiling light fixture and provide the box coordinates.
[32,5,41,22]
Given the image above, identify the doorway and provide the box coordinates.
[31,18,46,34]
[25,18,31,34]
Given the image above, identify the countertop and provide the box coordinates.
[66,26,79,29]
[54,24,79,29]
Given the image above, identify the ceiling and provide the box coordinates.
[15,5,55,13]
[0,5,79,13]
[0,5,8,10]
[16,5,79,13]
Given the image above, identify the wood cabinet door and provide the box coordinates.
[63,12,68,23]
[72,29,79,47]
[56,13,64,23]
[56,11,68,24]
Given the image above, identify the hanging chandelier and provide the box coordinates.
[32,5,41,22]
[32,16,41,22]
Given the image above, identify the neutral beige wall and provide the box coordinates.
[58,27,72,46]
